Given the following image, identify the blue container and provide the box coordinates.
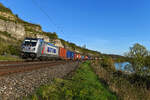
[71,52,74,59]
[81,56,84,60]
[67,50,74,59]
[67,50,71,59]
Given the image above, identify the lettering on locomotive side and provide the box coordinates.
[47,47,56,53]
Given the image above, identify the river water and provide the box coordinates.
[114,62,133,72]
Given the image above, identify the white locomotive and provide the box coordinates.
[21,37,59,60]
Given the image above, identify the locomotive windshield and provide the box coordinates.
[23,39,37,46]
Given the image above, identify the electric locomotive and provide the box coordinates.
[21,37,59,60]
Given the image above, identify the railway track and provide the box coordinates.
[0,61,66,76]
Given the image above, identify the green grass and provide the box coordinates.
[26,61,117,100]
[0,31,12,38]
[0,4,12,13]
[0,55,22,61]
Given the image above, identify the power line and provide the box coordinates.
[31,0,65,34]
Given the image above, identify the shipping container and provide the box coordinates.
[84,56,88,60]
[78,54,81,60]
[74,53,77,60]
[59,47,67,59]
[67,50,74,60]
[71,52,75,59]
[74,53,80,60]
[81,55,85,60]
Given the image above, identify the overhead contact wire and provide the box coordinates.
[31,0,65,34]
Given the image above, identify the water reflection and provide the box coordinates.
[114,62,133,73]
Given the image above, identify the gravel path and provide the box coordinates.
[0,61,79,100]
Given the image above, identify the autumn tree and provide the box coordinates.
[126,43,149,76]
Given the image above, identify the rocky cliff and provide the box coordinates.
[0,19,25,39]
[0,3,54,41]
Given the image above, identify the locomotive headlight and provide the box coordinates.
[32,48,35,51]
[22,46,25,50]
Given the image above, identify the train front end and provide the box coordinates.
[21,38,39,59]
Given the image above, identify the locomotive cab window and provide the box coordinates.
[23,40,37,46]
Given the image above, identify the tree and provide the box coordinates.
[15,14,19,18]
[126,43,149,76]
[46,32,58,40]
[127,43,148,58]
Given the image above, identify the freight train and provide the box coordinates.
[20,37,90,60]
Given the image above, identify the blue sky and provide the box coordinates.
[1,0,150,55]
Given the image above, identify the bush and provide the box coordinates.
[6,45,20,55]
[101,56,116,71]
[0,43,7,55]
[0,38,20,56]
[0,3,12,13]
[91,59,150,100]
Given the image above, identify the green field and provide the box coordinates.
[0,55,22,61]
[27,61,117,100]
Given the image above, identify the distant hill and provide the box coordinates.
[105,54,125,59]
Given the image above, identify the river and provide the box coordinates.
[114,62,133,73]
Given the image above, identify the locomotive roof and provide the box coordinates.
[25,37,43,40]
[24,37,57,47]
[47,42,58,48]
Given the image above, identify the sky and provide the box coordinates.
[1,0,150,55]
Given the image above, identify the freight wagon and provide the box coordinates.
[74,53,81,60]
[59,47,67,60]
[66,50,74,60]
[84,56,89,60]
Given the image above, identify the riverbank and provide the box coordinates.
[26,61,117,100]
[91,59,150,100]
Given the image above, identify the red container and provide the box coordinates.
[59,47,67,59]
[74,53,77,60]
[84,56,88,60]
[78,54,81,60]
[74,53,79,60]
[74,53,80,60]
